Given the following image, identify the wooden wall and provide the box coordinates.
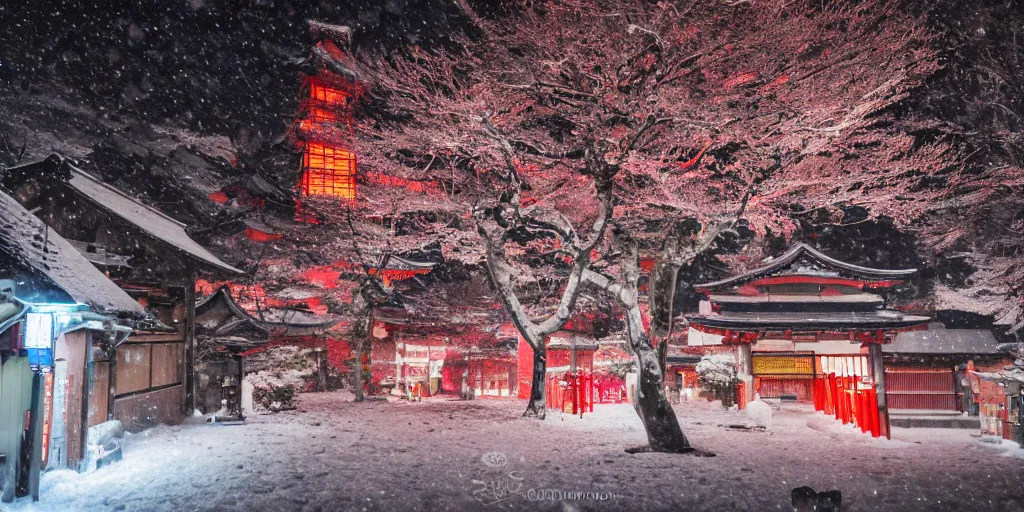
[88,362,109,428]
[113,386,183,432]
[112,333,185,432]
[53,331,87,471]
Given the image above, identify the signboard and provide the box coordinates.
[752,355,814,376]
[24,312,52,349]
[25,312,54,369]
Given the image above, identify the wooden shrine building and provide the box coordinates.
[0,189,148,499]
[686,243,930,438]
[3,154,242,430]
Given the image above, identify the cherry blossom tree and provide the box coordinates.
[346,0,945,450]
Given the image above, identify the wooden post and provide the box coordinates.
[354,338,364,401]
[235,354,245,419]
[570,337,577,373]
[79,333,93,472]
[107,347,117,422]
[737,342,754,406]
[183,272,197,415]
[27,372,44,501]
[868,343,890,439]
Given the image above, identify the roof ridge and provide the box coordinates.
[695,242,917,290]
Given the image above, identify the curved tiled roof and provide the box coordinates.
[695,243,916,290]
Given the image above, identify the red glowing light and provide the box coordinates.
[208,190,229,204]
[244,227,283,243]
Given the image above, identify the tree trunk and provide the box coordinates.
[523,347,547,419]
[353,305,374,403]
[647,261,677,338]
[625,304,692,453]
[658,339,668,379]
[354,339,365,402]
[316,344,328,392]
[649,261,679,380]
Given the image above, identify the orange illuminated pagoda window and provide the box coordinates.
[310,82,348,104]
[300,142,356,200]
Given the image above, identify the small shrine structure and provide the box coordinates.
[686,243,929,438]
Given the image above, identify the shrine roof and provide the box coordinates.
[244,173,294,207]
[457,343,518,362]
[6,155,242,275]
[383,255,436,271]
[196,286,337,339]
[242,219,279,235]
[886,325,1002,355]
[695,243,916,291]
[272,287,321,300]
[0,190,146,317]
[67,163,242,274]
[685,310,930,331]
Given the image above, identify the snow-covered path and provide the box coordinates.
[5,392,1022,511]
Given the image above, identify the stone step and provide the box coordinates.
[889,408,963,417]
[890,415,980,429]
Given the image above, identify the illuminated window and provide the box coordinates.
[300,142,356,199]
[311,83,348,104]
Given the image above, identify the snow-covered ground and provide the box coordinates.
[4,392,1022,511]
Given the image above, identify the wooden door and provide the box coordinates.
[884,366,957,411]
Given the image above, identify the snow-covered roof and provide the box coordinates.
[308,20,352,45]
[383,255,436,271]
[64,162,242,274]
[709,293,884,305]
[548,331,599,350]
[972,368,1024,385]
[686,310,930,331]
[887,324,1002,355]
[6,155,242,274]
[696,243,916,290]
[272,287,321,300]
[0,191,146,316]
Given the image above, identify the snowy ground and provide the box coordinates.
[5,392,1023,512]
